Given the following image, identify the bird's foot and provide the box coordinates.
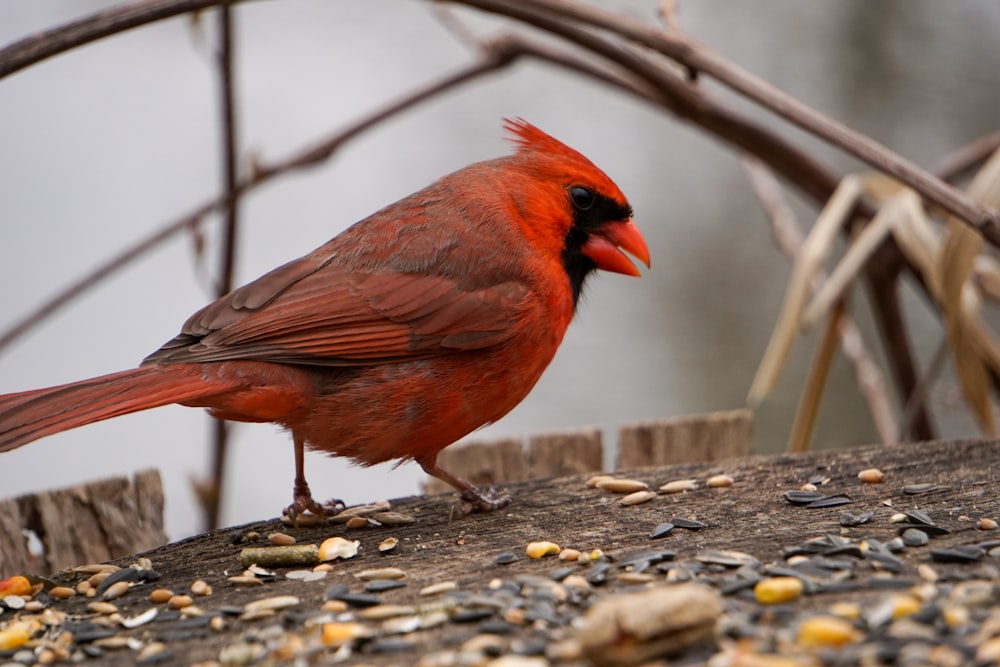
[453,486,511,517]
[282,489,345,527]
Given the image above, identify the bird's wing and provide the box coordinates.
[143,254,530,367]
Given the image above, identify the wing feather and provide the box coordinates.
[144,260,528,367]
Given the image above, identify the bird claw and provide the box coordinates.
[283,494,345,526]
[454,486,510,517]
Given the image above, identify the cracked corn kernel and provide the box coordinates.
[0,624,31,651]
[754,577,803,604]
[797,615,860,648]
[891,594,921,619]
[0,576,31,597]
[525,541,561,559]
[829,601,861,620]
[942,605,969,628]
[322,622,366,646]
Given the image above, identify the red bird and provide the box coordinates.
[0,119,649,518]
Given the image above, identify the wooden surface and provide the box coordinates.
[616,408,754,468]
[0,470,166,577]
[4,438,998,665]
[422,409,752,495]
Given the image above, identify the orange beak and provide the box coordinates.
[581,219,651,277]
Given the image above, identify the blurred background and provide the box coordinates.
[1,0,998,540]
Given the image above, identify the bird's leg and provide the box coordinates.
[284,434,344,524]
[419,456,510,515]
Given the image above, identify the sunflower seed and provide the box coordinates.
[650,522,675,539]
[901,528,930,547]
[930,546,984,563]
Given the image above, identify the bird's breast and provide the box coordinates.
[293,294,571,467]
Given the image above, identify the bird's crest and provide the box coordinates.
[503,118,587,163]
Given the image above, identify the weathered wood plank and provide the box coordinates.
[3,439,999,666]
[617,408,754,468]
[0,497,31,575]
[0,470,167,577]
[421,437,528,495]
[528,427,603,478]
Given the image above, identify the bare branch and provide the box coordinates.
[0,46,519,354]
[0,0,249,80]
[934,131,1000,184]
[205,0,239,532]
[454,0,1000,244]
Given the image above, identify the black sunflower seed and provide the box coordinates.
[840,511,874,527]
[904,483,948,495]
[364,579,406,593]
[650,522,675,539]
[930,546,984,563]
[895,523,949,536]
[370,638,417,653]
[61,622,117,643]
[335,592,381,608]
[866,551,905,573]
[904,509,935,526]
[323,584,349,601]
[901,528,929,547]
[784,490,825,505]
[805,494,852,509]
[493,552,519,565]
[452,607,495,623]
[586,563,610,585]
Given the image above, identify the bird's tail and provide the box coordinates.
[0,365,214,452]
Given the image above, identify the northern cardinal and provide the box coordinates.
[0,119,649,519]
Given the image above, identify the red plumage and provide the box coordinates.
[0,119,649,518]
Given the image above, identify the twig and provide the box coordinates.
[205,0,239,532]
[0,45,520,355]
[933,131,1000,184]
[866,263,936,440]
[897,336,949,445]
[8,0,994,244]
[455,0,1000,244]
[0,0,977,441]
[742,158,896,445]
[0,0,250,79]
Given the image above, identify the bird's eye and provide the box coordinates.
[569,186,595,211]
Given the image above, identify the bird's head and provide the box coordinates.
[502,118,650,303]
